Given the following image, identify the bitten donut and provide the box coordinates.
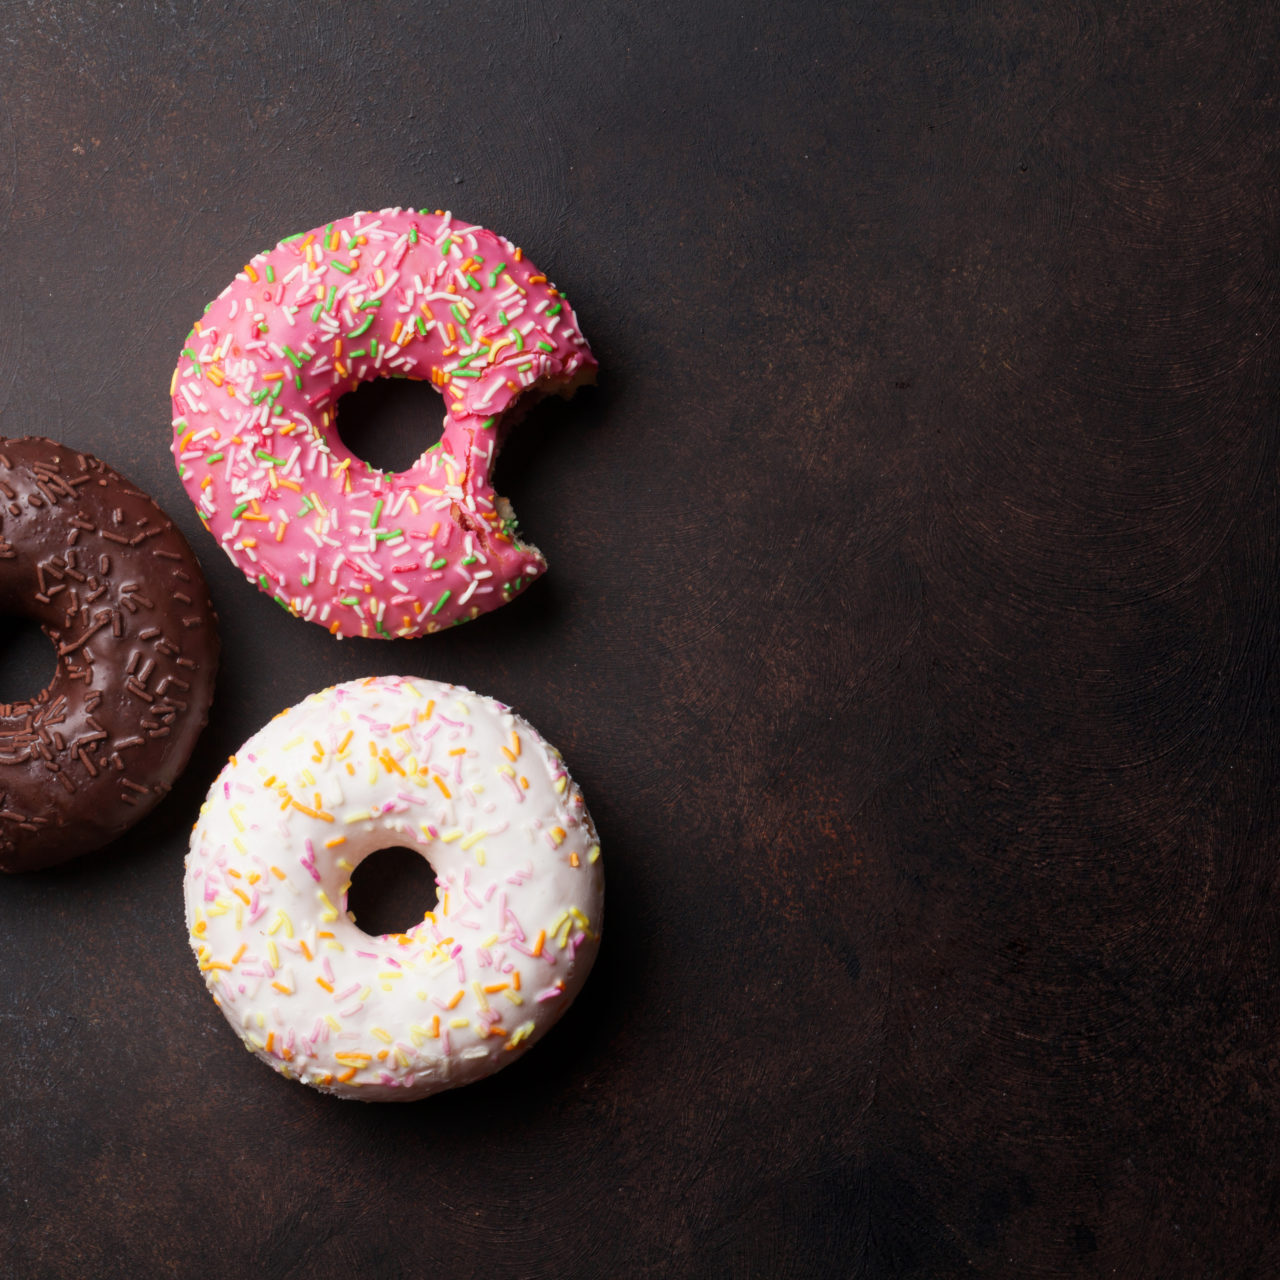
[171,208,597,639]
[0,437,218,872]
[185,675,603,1100]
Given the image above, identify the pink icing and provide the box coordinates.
[171,208,596,638]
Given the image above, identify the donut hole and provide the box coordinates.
[346,845,439,938]
[0,615,58,707]
[335,376,443,474]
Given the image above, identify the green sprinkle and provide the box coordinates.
[450,303,467,324]
[431,589,451,615]
[464,273,481,290]
[415,315,428,336]
[370,338,379,359]
[258,574,270,591]
[441,236,455,254]
[282,345,305,368]
[300,575,311,587]
[374,529,402,541]
[280,232,305,244]
[232,502,250,518]
[330,260,354,274]
[340,596,358,607]
[430,557,447,569]
[537,341,554,352]
[326,285,337,312]
[514,330,524,351]
[458,324,473,345]
[360,299,382,310]
[294,374,303,390]
[348,348,366,359]
[310,303,322,321]
[348,316,374,339]
[251,387,271,405]
[265,264,275,283]
[376,619,391,638]
[206,451,224,463]
[256,450,285,465]
[450,369,481,380]
[498,310,508,326]
[409,227,418,244]
[461,555,478,565]
[546,303,562,316]
[297,497,314,516]
[488,263,506,287]
[371,499,383,529]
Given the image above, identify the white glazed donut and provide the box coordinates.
[184,675,603,1101]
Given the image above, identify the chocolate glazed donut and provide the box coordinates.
[0,437,219,871]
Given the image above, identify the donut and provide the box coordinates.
[0,437,219,872]
[171,208,597,639]
[184,675,603,1100]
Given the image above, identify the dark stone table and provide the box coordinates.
[0,2,1277,1275]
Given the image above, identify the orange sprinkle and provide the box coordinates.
[335,1068,357,1083]
[231,887,251,906]
[324,836,346,848]
[433,775,451,799]
[531,929,546,957]
[231,943,247,964]
[262,371,284,382]
[570,851,580,867]
[512,970,521,991]
[429,1015,440,1038]
[271,981,291,995]
[270,866,286,880]
[244,264,258,282]
[299,940,313,961]
[315,977,334,993]
[444,989,464,1010]
[482,982,509,994]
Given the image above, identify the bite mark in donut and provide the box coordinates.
[171,209,597,639]
[185,675,603,1101]
[0,437,219,872]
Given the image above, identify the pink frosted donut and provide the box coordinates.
[171,208,596,639]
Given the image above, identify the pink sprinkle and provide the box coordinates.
[455,955,466,982]
[535,985,563,1002]
[335,983,361,1001]
[355,950,379,960]
[441,1029,451,1056]
[322,957,335,983]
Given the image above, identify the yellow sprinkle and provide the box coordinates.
[267,941,279,968]
[587,845,601,864]
[449,1017,469,1029]
[370,1027,393,1044]
[460,829,487,851]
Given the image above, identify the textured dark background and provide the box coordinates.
[0,2,1277,1276]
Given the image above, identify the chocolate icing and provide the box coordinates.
[0,437,219,871]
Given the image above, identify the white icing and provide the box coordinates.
[184,676,603,1101]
